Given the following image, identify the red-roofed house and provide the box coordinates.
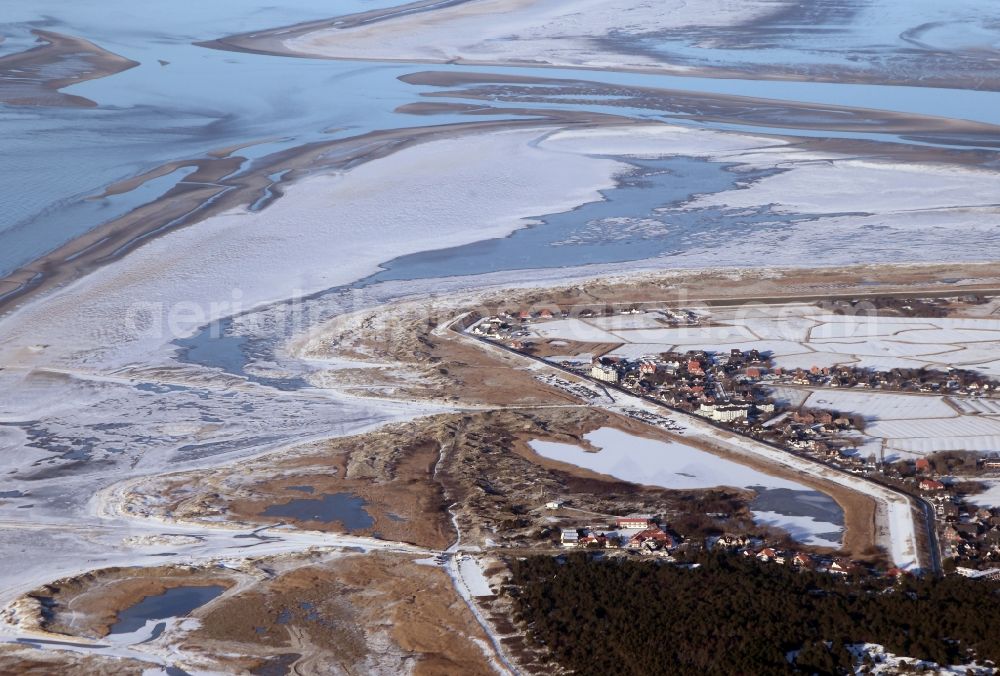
[919,479,946,492]
[627,527,676,551]
[756,547,778,562]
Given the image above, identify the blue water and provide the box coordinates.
[750,487,845,527]
[110,585,226,635]
[364,156,836,284]
[261,492,375,530]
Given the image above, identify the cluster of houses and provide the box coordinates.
[558,517,889,577]
[587,348,777,425]
[712,534,878,577]
[770,363,997,396]
[881,456,1000,569]
[764,409,870,470]
[560,515,682,554]
[582,351,877,466]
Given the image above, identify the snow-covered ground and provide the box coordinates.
[456,555,494,598]
[540,127,1000,270]
[966,479,1000,509]
[531,427,845,548]
[283,0,785,71]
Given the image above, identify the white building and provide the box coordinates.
[699,403,750,423]
[590,364,620,383]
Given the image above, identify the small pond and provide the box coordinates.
[261,492,375,530]
[110,585,227,635]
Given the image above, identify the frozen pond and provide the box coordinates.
[529,427,844,547]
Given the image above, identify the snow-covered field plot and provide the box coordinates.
[530,427,844,546]
[948,397,1000,415]
[731,307,1000,376]
[802,389,1000,459]
[608,324,757,345]
[804,390,958,420]
[587,312,669,331]
[887,435,1000,456]
[773,352,859,370]
[869,417,1000,441]
[528,319,623,343]
[805,339,957,359]
[604,343,677,359]
[727,316,819,343]
[810,321,939,339]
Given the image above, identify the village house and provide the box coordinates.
[716,534,752,549]
[560,529,580,546]
[827,559,856,576]
[919,478,946,492]
[792,552,814,569]
[616,514,655,529]
[579,532,609,548]
[628,527,676,552]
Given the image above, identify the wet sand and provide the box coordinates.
[0,30,138,107]
[400,70,1000,150]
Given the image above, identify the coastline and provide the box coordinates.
[400,70,1000,150]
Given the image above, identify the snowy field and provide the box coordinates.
[530,427,844,547]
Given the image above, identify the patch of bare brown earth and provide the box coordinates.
[0,643,152,675]
[189,552,497,674]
